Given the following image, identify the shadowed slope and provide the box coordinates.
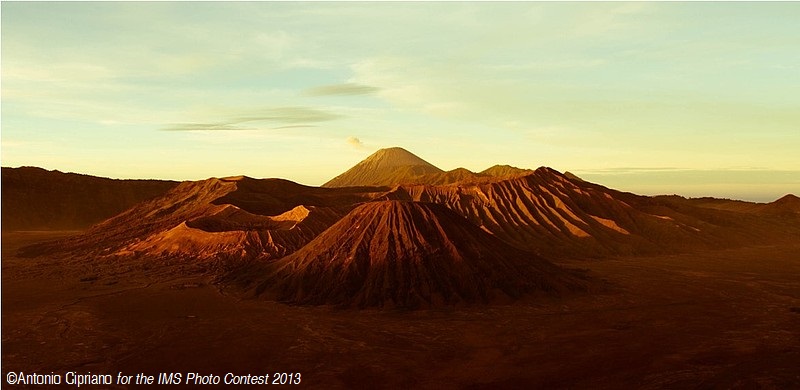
[238,200,588,308]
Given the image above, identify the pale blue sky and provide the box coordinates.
[2,2,798,201]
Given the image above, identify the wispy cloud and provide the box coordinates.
[272,124,318,130]
[234,106,341,124]
[304,83,380,97]
[162,106,340,131]
[163,123,256,132]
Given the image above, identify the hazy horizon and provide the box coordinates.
[3,2,799,202]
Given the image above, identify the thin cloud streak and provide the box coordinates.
[163,123,255,131]
[233,106,341,124]
[161,106,340,131]
[304,83,380,97]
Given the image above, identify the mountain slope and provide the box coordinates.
[233,200,589,308]
[1,166,177,230]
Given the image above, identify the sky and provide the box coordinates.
[2,2,798,202]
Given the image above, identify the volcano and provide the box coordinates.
[322,147,443,187]
[236,200,588,308]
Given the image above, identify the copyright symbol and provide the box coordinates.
[7,371,18,385]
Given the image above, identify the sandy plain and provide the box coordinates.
[3,231,799,389]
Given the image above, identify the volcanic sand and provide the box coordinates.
[3,231,799,388]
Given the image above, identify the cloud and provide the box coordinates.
[271,124,318,130]
[162,106,340,131]
[347,136,366,149]
[162,123,256,132]
[304,83,380,97]
[234,106,341,124]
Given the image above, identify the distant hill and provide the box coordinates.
[1,166,178,230]
[766,194,800,214]
[676,194,800,216]
[480,164,534,178]
[415,167,486,186]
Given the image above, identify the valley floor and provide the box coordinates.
[3,231,799,389]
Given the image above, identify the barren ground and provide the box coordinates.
[3,231,799,389]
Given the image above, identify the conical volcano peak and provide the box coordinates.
[322,147,443,187]
[362,147,436,168]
